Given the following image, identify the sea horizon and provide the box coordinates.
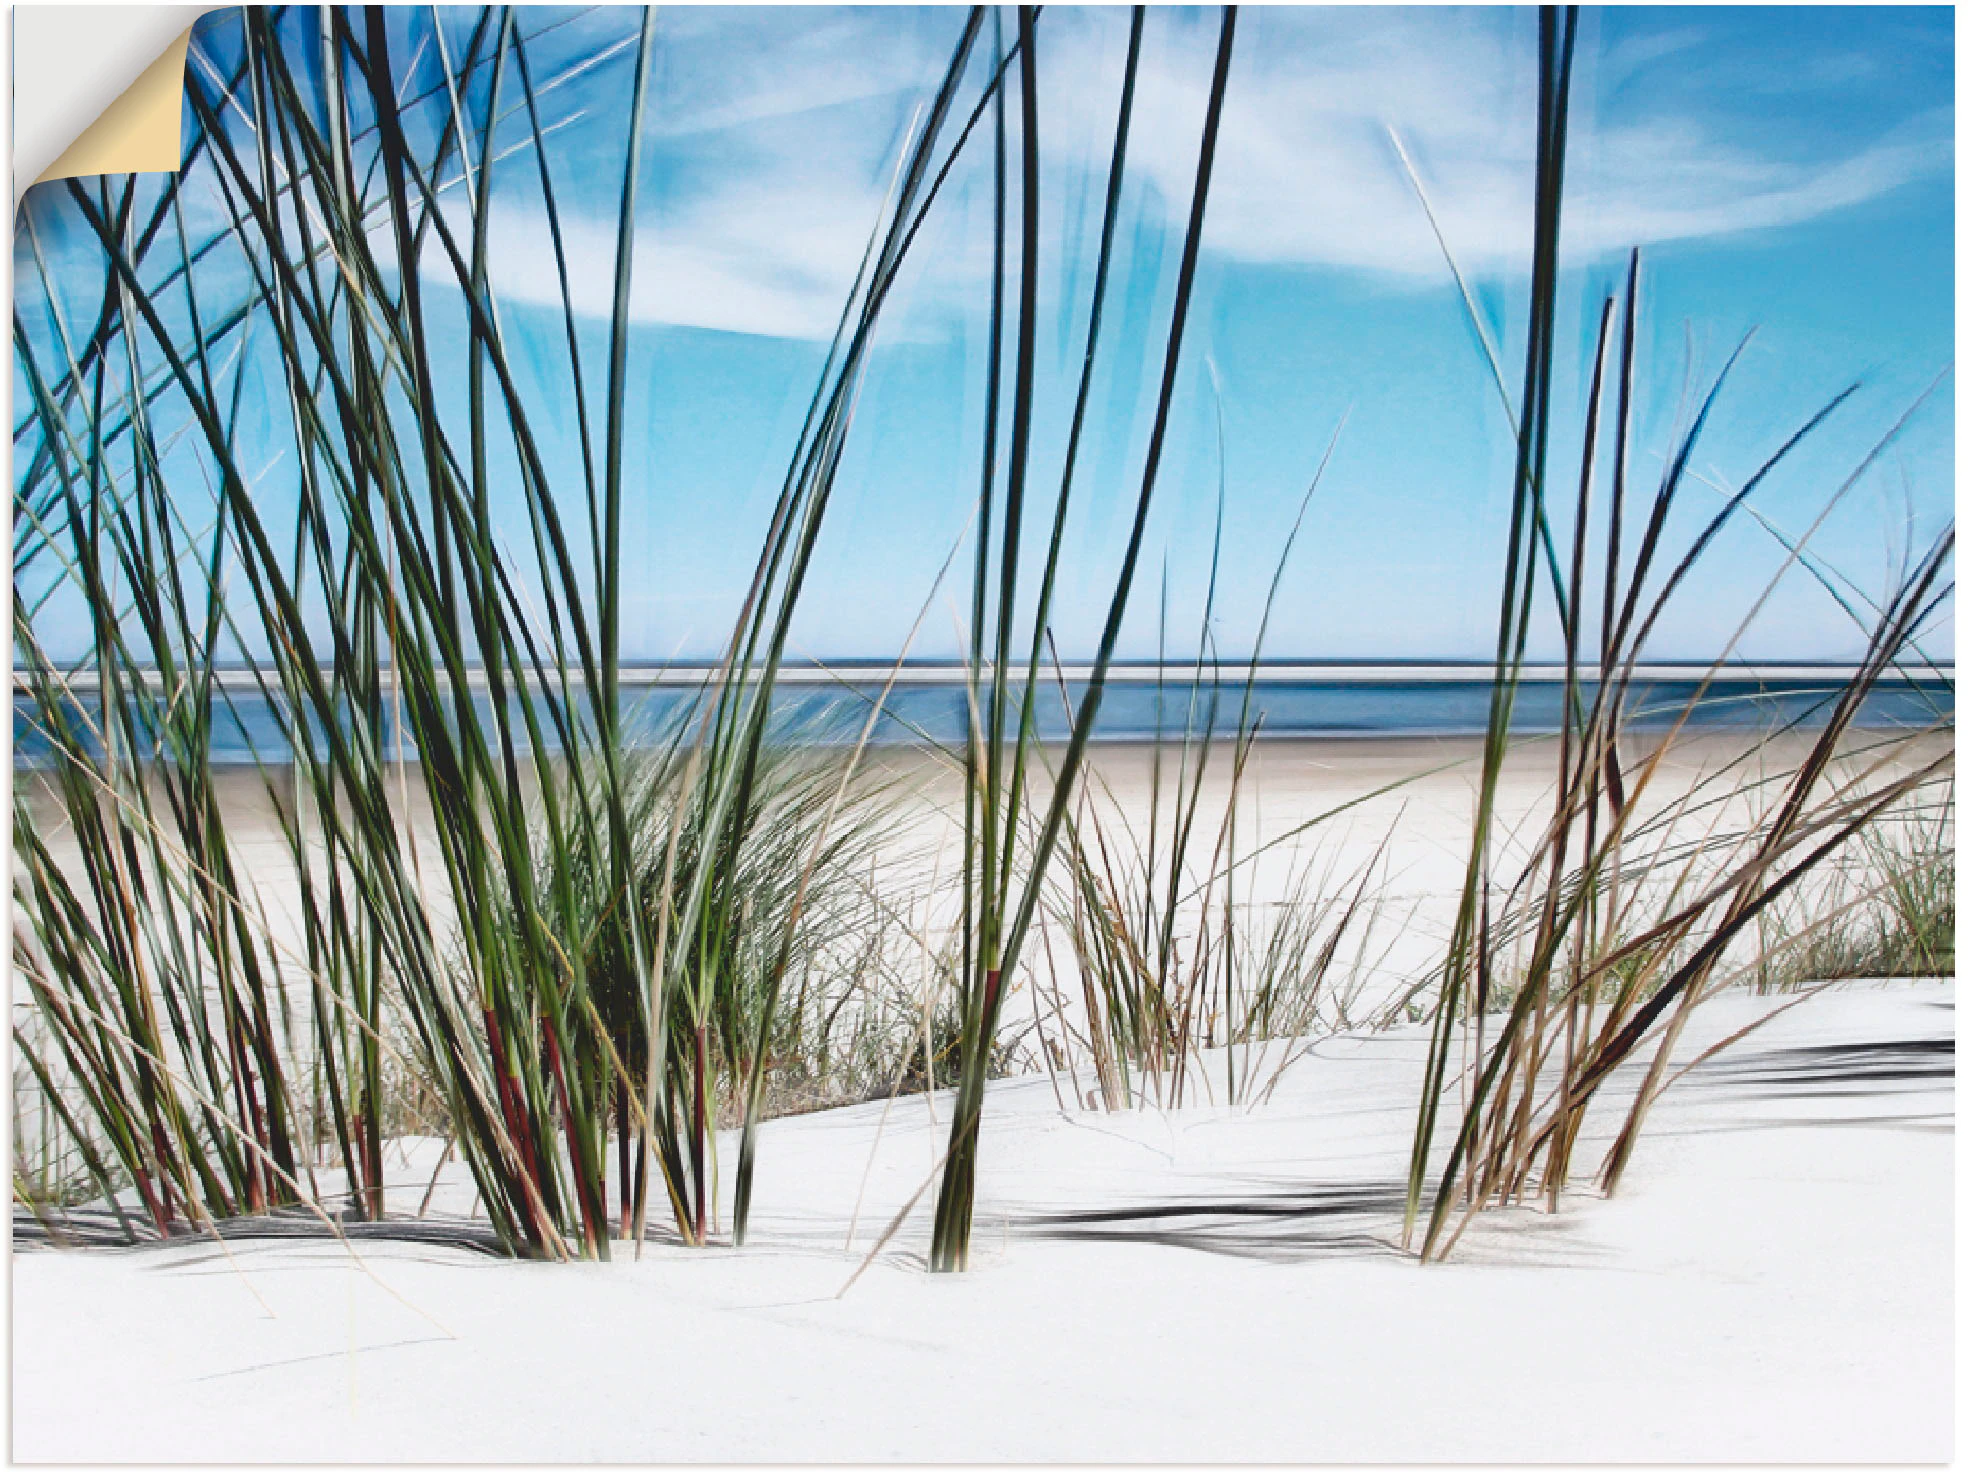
[14,663,1953,768]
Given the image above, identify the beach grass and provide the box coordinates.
[11,3,1953,1279]
[12,4,1018,1257]
[925,3,1242,1272]
[1397,6,1955,1261]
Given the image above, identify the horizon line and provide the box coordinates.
[18,658,1956,693]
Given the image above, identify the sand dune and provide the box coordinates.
[11,979,1952,1462]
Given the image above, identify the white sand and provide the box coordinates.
[16,730,1942,1039]
[11,978,1952,1462]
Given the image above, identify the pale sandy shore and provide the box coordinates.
[10,979,1953,1462]
[24,724,1912,1003]
[870,727,1951,1022]
[17,726,1944,905]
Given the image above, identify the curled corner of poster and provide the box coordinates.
[15,8,214,202]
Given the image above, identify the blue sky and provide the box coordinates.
[15,5,1955,666]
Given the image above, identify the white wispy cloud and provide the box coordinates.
[469,6,1952,339]
[468,175,897,340]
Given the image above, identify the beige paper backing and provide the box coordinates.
[34,24,196,186]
